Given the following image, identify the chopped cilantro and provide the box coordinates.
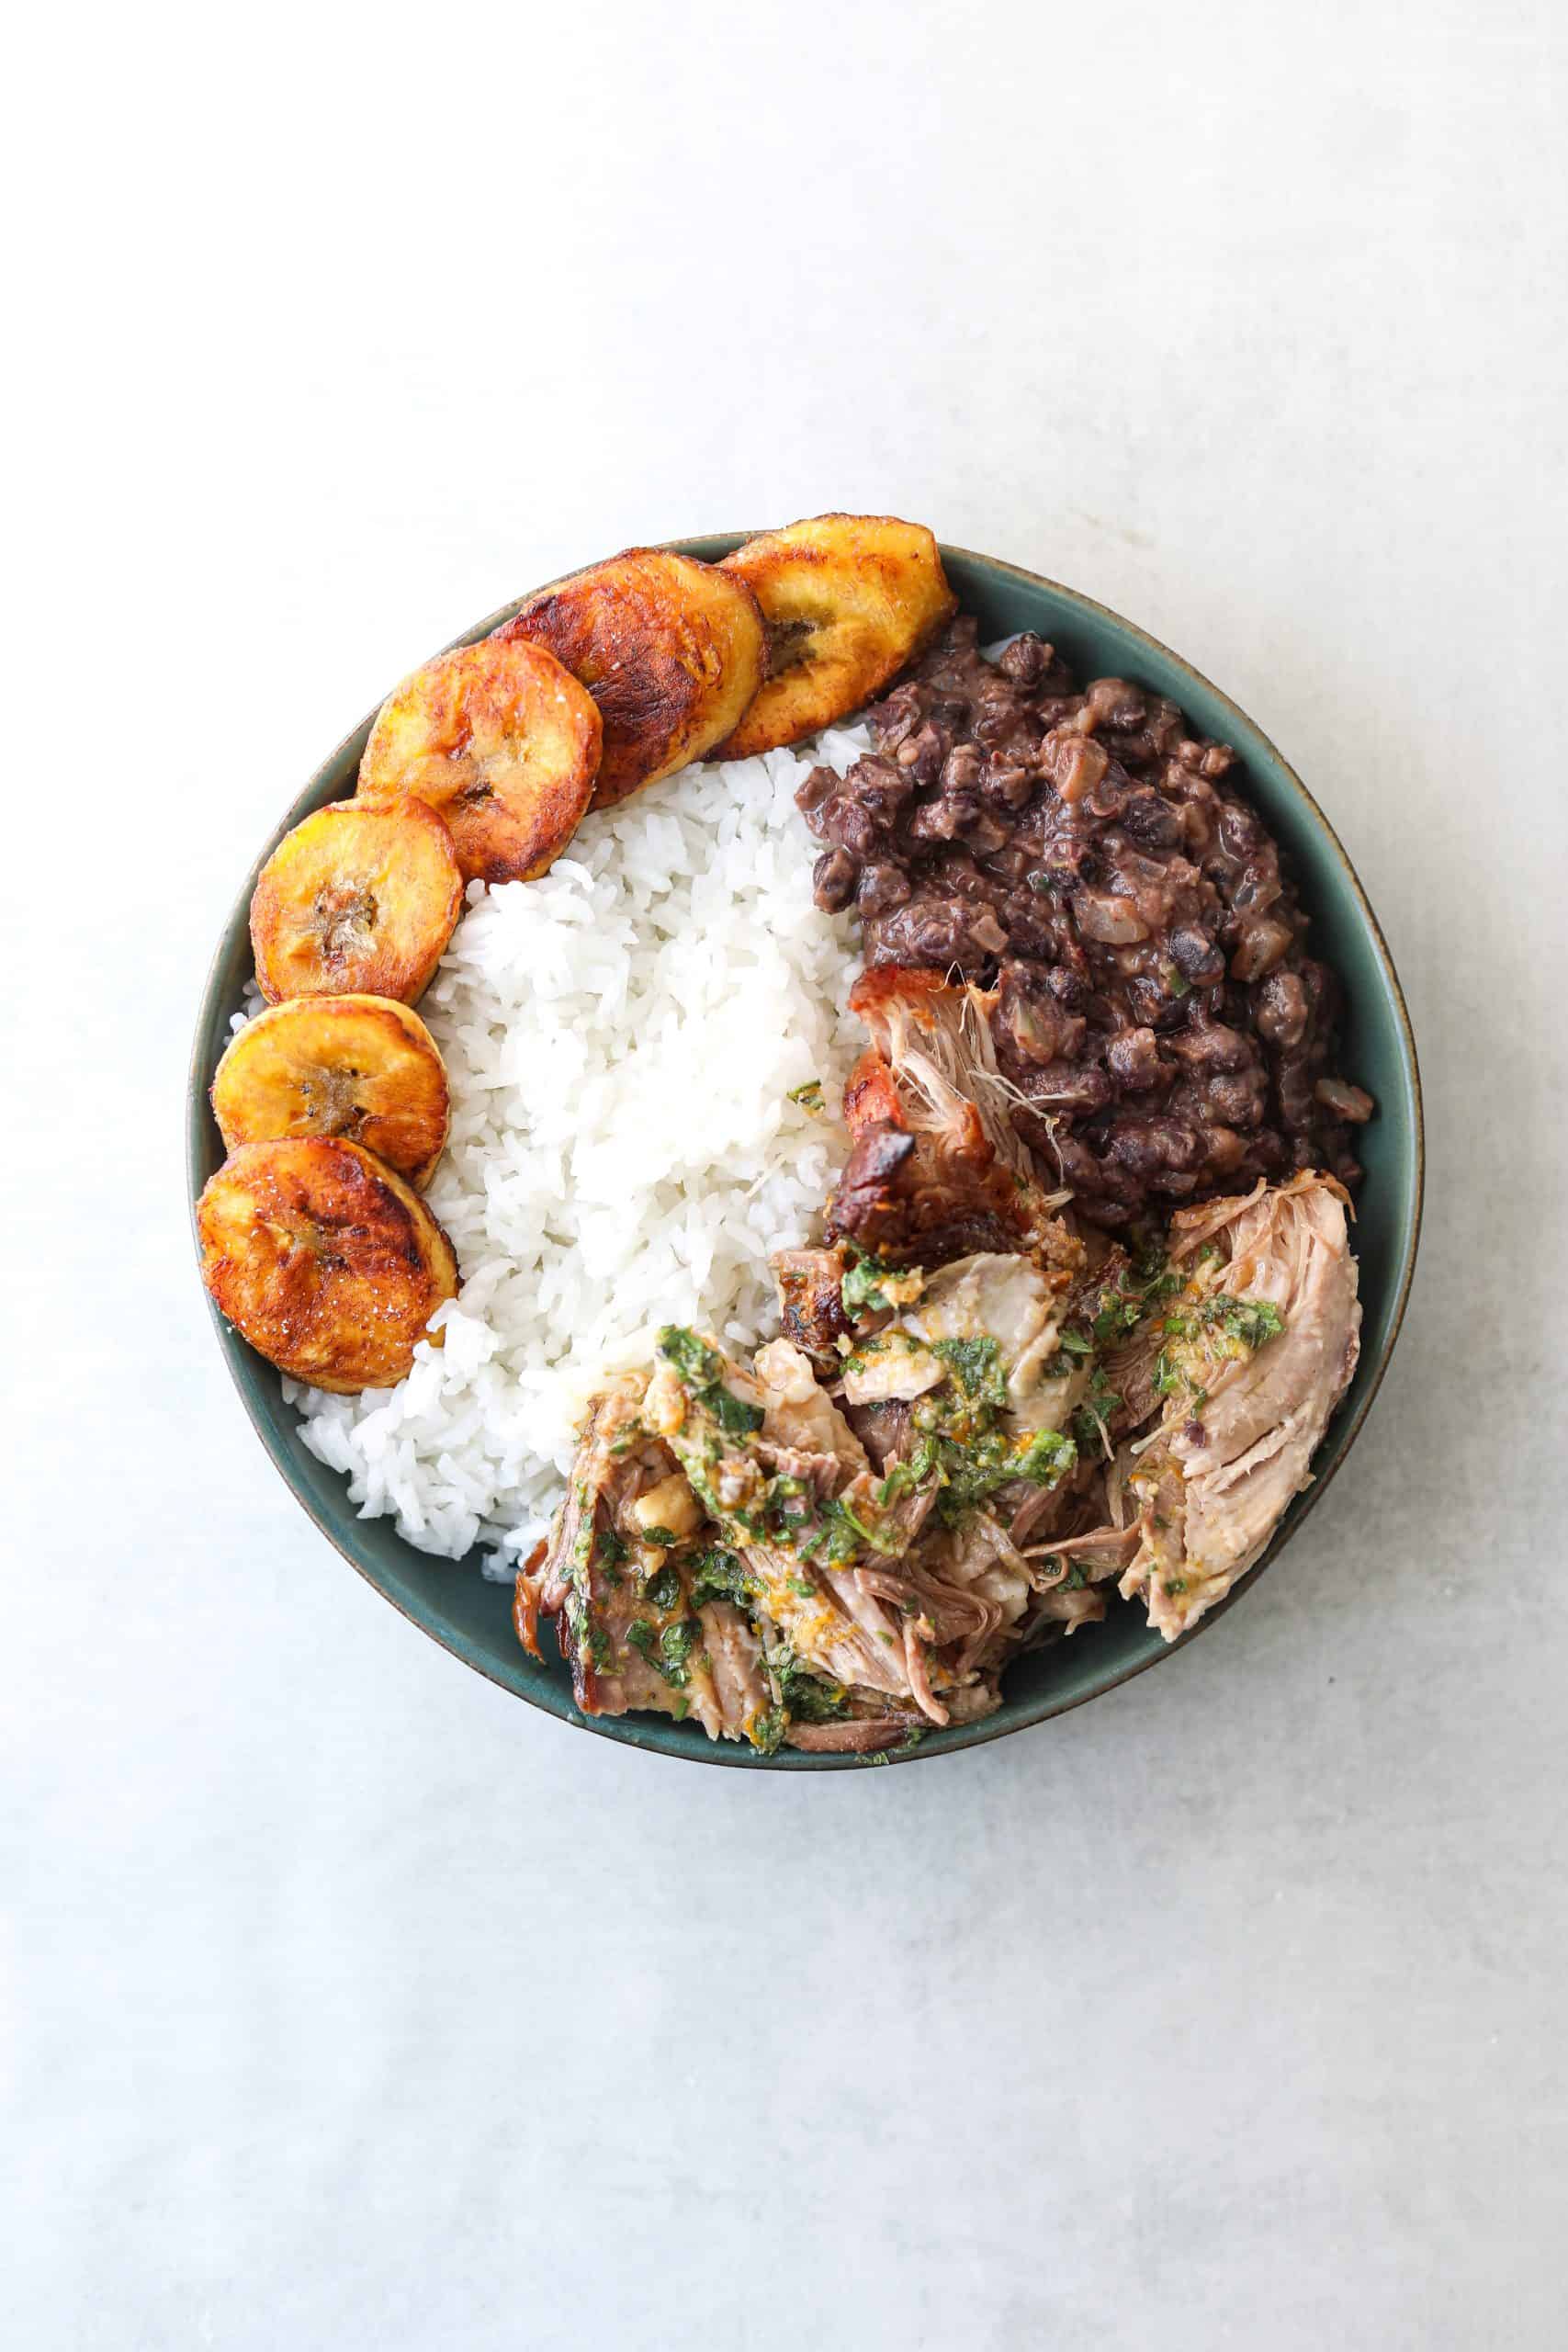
[841,1246,899,1318]
[1212,1295,1285,1350]
[639,1525,679,1549]
[1154,1292,1285,1398]
[1089,1252,1181,1345]
[660,1619,699,1679]
[818,1497,873,1563]
[932,1336,1007,1408]
[656,1325,720,1385]
[1071,1366,1122,1459]
[627,1614,700,1688]
[826,1492,902,1557]
[644,1563,681,1611]
[875,1434,940,1509]
[1012,1428,1077,1483]
[570,1490,595,1577]
[931,1420,1077,1528]
[688,1546,752,1607]
[763,1641,848,1724]
[656,1324,764,1436]
[709,1385,765,1437]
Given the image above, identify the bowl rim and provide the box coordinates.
[187,537,1425,1769]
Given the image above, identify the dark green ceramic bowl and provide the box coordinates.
[187,539,1423,1768]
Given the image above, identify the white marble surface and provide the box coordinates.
[7,4,1568,2345]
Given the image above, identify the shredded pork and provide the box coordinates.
[525,986,1363,1742]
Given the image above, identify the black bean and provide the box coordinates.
[998,632,1053,686]
[814,610,1370,1227]
[855,862,912,917]
[1169,924,1224,981]
[1106,1026,1170,1090]
[812,848,858,911]
[1120,788,1181,847]
[1255,969,1309,1048]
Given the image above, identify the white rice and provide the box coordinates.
[269,724,874,1567]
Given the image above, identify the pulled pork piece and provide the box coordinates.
[770,1244,853,1367]
[842,1396,915,1470]
[751,1337,869,1486]
[905,1250,1079,1427]
[840,1251,1083,1505]
[535,1374,771,1745]
[829,967,1076,1269]
[650,1326,942,1718]
[522,1148,1361,1744]
[840,1245,1085,1468]
[700,1600,773,1737]
[784,1716,914,1754]
[851,966,1038,1185]
[1021,1520,1144,1637]
[896,1513,1028,1671]
[840,1330,946,1405]
[834,1250,1088,1703]
[1115,1171,1361,1640]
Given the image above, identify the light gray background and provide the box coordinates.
[6,4,1567,2346]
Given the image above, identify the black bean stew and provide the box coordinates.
[798,615,1373,1230]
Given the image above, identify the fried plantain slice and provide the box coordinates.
[211,994,450,1189]
[358,636,602,882]
[715,514,957,758]
[492,548,765,808]
[250,797,463,1007]
[197,1136,458,1394]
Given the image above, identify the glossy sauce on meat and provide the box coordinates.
[797,616,1372,1229]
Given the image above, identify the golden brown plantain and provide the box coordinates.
[211,995,450,1189]
[197,1136,458,1393]
[715,514,957,758]
[250,797,463,1007]
[358,636,601,882]
[492,548,765,808]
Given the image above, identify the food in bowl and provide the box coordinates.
[249,795,463,1004]
[713,514,956,759]
[525,1158,1358,1749]
[493,547,767,807]
[358,635,603,882]
[197,514,1374,1755]
[210,994,450,1188]
[197,1136,458,1393]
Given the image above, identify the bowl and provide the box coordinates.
[187,538,1424,1768]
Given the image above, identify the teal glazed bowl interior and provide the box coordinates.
[187,539,1424,1768]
